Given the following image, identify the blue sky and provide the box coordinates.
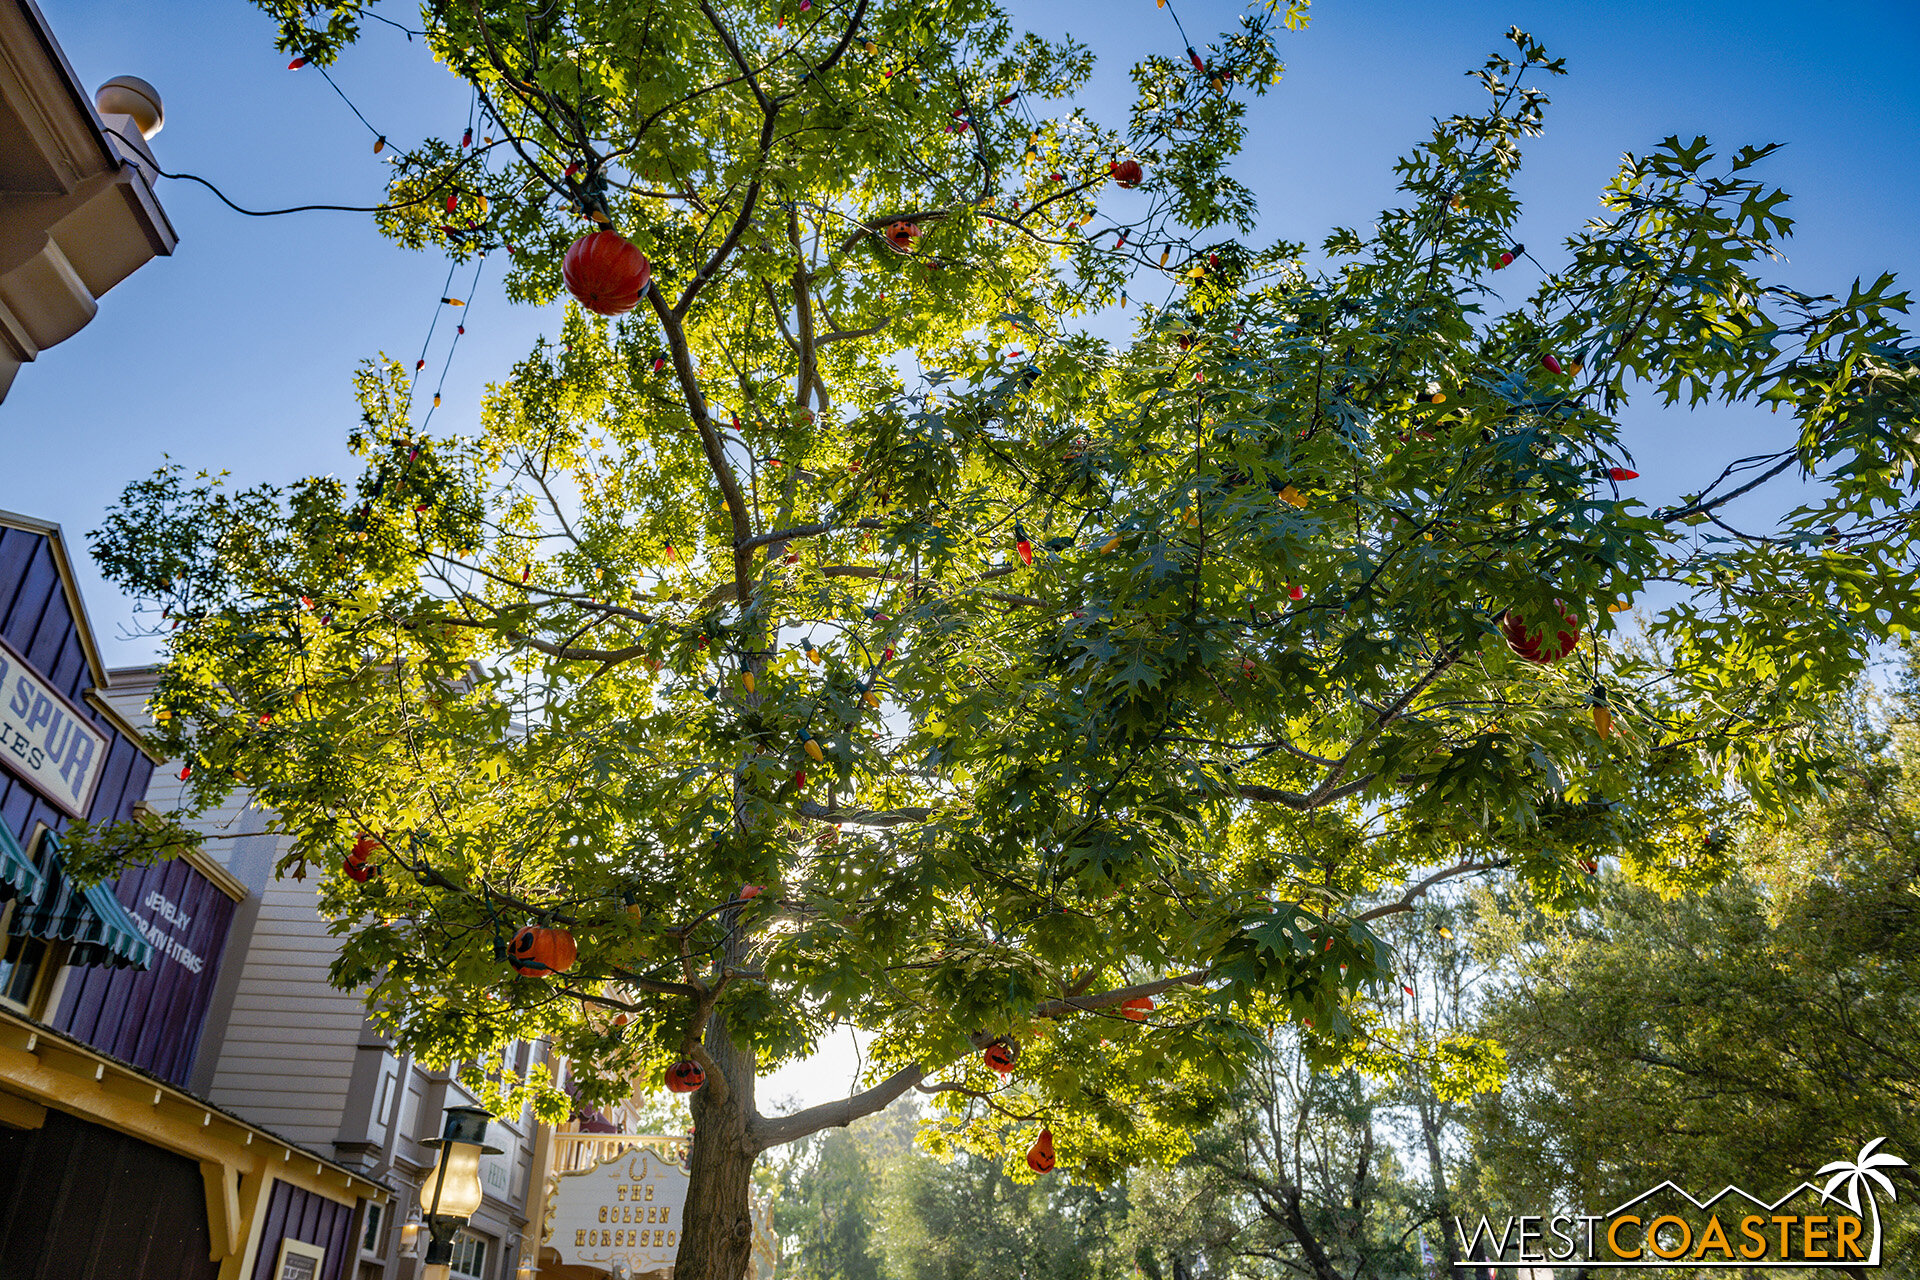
[9,0,1919,671]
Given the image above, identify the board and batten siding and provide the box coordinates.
[248,1178,357,1280]
[0,521,154,843]
[206,874,370,1149]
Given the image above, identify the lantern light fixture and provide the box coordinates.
[419,1105,502,1280]
[399,1205,423,1258]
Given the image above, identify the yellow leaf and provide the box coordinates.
[1278,484,1308,509]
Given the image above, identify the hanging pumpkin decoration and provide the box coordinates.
[562,231,653,316]
[666,1059,707,1093]
[1499,601,1580,664]
[883,220,922,252]
[1120,996,1155,1022]
[345,834,379,883]
[984,1041,1017,1073]
[508,926,578,977]
[1026,1128,1056,1174]
[1109,158,1144,188]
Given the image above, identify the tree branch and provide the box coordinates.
[749,1064,923,1150]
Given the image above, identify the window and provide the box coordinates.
[450,1229,489,1279]
[0,930,48,1013]
[359,1202,385,1254]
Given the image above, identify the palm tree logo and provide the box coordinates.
[1816,1137,1908,1265]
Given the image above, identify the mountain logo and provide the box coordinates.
[1452,1138,1907,1269]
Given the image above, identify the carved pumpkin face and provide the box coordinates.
[666,1059,707,1093]
[1026,1128,1056,1174]
[984,1042,1017,1074]
[1110,158,1144,189]
[1500,601,1580,664]
[508,926,578,976]
[883,221,922,252]
[562,231,653,315]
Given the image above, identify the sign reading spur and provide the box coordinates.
[0,636,107,819]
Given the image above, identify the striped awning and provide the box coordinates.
[0,821,44,906]
[7,832,152,970]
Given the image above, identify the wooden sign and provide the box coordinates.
[547,1143,692,1273]
[0,635,107,820]
[272,1239,325,1280]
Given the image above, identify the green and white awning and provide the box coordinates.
[0,821,44,906]
[7,832,152,970]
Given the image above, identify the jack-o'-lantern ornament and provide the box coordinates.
[345,833,380,883]
[1026,1128,1056,1174]
[883,220,922,252]
[563,231,653,315]
[666,1059,706,1093]
[984,1042,1017,1074]
[1109,158,1144,189]
[1499,601,1579,664]
[508,926,578,977]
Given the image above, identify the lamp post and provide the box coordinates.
[418,1105,502,1280]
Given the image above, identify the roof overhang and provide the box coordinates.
[0,0,175,399]
[0,1006,391,1219]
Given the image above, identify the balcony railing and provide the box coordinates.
[550,1131,689,1174]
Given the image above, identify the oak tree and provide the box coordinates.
[83,4,1919,1278]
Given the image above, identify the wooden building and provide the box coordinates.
[0,511,386,1280]
[114,668,552,1280]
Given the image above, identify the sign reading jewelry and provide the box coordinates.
[0,636,106,819]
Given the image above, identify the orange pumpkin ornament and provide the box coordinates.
[562,231,653,315]
[1499,601,1580,664]
[984,1042,1017,1074]
[508,926,578,977]
[666,1059,706,1093]
[1026,1128,1056,1174]
[883,220,922,252]
[344,833,380,883]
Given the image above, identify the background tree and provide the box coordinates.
[1471,669,1920,1274]
[1115,904,1497,1280]
[79,4,1920,1278]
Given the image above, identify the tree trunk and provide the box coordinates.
[1417,1095,1461,1274]
[676,1007,760,1280]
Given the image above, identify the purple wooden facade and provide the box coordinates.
[248,1179,358,1280]
[52,854,239,1086]
[1,520,239,1084]
[0,523,153,843]
[0,1106,221,1280]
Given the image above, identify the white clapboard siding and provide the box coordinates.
[206,868,369,1149]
